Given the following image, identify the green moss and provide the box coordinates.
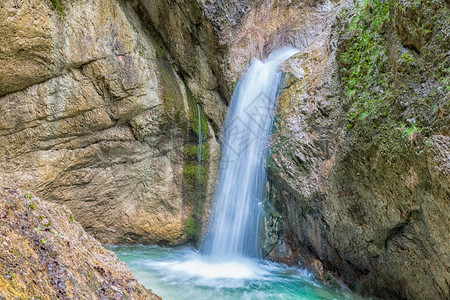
[185,216,197,242]
[10,249,20,258]
[184,144,208,162]
[49,0,64,14]
[401,52,417,65]
[324,273,340,289]
[152,37,168,60]
[338,0,449,157]
[339,0,391,122]
[158,61,186,124]
[183,147,208,243]
[187,90,208,139]
[180,90,211,245]
[338,0,406,152]
[400,122,423,143]
[183,163,207,184]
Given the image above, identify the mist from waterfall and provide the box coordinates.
[202,47,299,259]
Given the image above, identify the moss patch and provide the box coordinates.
[49,0,64,14]
[184,216,197,241]
[157,61,187,125]
[187,90,208,139]
[337,0,449,154]
[184,144,208,162]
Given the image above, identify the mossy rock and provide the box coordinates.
[187,90,208,139]
[184,216,198,242]
[49,0,64,14]
[337,0,448,156]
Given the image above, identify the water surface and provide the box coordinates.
[110,245,363,300]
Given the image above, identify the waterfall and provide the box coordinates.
[197,104,203,163]
[202,47,299,260]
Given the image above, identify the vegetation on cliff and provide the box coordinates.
[338,0,449,154]
[265,0,448,298]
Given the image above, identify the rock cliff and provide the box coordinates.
[0,187,159,299]
[0,0,222,244]
[264,0,449,299]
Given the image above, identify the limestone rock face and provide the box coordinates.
[136,0,229,129]
[227,0,333,80]
[0,187,160,299]
[0,0,213,244]
[265,0,449,299]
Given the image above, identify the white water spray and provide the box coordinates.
[202,47,299,260]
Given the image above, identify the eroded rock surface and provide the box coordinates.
[265,0,449,299]
[0,0,220,245]
[0,187,160,299]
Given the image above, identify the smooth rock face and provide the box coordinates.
[0,187,160,299]
[0,0,209,244]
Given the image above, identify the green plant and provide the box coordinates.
[70,215,74,223]
[184,145,208,162]
[29,204,35,210]
[40,238,46,244]
[51,229,63,238]
[187,91,208,139]
[339,0,391,125]
[358,111,371,120]
[401,52,417,66]
[401,122,422,143]
[183,163,207,183]
[49,0,64,14]
[185,216,197,241]
[24,193,33,199]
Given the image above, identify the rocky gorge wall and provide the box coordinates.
[0,187,159,299]
[264,0,449,299]
[0,0,224,245]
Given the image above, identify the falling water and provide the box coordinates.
[197,104,203,163]
[110,47,362,299]
[202,47,299,259]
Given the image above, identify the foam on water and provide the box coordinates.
[167,258,261,279]
[109,245,362,300]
